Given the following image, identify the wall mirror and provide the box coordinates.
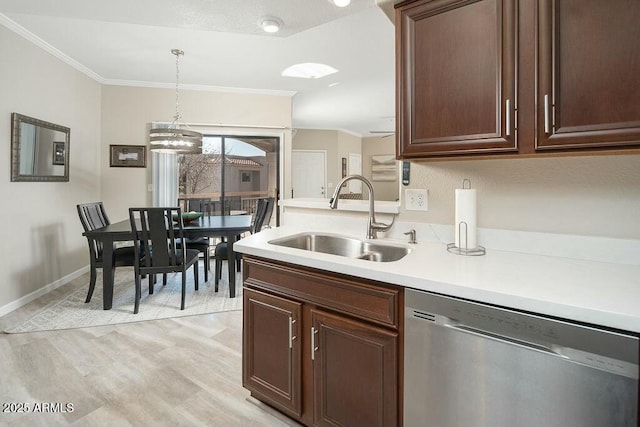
[11,113,70,182]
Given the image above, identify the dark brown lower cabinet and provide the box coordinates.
[312,309,398,427]
[243,288,302,417]
[242,256,402,427]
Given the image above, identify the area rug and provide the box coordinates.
[3,268,243,333]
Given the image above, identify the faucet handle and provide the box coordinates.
[404,229,417,244]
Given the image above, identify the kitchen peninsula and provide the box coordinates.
[235,206,640,426]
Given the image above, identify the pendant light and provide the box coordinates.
[149,49,203,154]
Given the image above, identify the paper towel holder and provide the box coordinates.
[447,221,486,256]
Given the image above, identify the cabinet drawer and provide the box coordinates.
[243,257,400,329]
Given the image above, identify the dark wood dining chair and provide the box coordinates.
[176,197,212,282]
[212,197,272,291]
[261,197,275,229]
[129,207,200,314]
[77,202,137,303]
[178,197,212,214]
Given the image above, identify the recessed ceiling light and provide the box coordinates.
[328,82,341,87]
[257,17,283,33]
[282,63,339,79]
[330,0,351,7]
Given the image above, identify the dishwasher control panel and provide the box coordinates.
[406,289,639,377]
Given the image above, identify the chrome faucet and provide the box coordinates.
[329,174,395,239]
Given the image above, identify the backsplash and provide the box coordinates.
[400,154,640,240]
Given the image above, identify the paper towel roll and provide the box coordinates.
[454,188,477,249]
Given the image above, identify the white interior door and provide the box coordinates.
[292,150,326,198]
[348,153,362,193]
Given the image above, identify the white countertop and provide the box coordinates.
[235,226,640,333]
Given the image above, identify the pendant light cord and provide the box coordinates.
[172,49,184,123]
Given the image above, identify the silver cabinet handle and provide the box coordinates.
[505,99,511,136]
[288,317,296,349]
[544,94,550,134]
[311,326,318,360]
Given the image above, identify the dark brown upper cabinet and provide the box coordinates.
[396,0,640,159]
[396,0,518,157]
[537,0,640,150]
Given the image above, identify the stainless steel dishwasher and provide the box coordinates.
[404,288,639,427]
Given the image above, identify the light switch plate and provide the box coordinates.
[405,189,428,211]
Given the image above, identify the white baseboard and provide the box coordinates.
[0,266,89,317]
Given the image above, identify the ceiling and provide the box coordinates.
[0,0,397,136]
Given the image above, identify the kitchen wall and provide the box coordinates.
[292,128,361,197]
[402,154,640,240]
[0,23,102,312]
[100,86,292,222]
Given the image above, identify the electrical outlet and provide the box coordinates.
[405,189,428,211]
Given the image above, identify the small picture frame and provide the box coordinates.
[52,141,65,165]
[110,145,146,168]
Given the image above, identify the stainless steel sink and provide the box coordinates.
[268,232,411,262]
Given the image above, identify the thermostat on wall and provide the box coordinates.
[402,161,410,185]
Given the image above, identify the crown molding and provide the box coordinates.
[293,126,363,138]
[102,79,297,97]
[0,13,105,83]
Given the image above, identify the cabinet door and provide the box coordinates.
[243,288,302,416]
[397,0,517,157]
[537,0,640,150]
[311,309,398,427]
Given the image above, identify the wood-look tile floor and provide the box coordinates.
[0,271,301,427]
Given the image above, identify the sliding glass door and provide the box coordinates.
[177,135,279,226]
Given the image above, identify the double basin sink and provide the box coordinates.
[268,232,411,262]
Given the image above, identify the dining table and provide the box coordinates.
[83,214,253,310]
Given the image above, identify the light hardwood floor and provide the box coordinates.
[0,270,300,427]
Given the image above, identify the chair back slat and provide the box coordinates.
[77,202,111,258]
[251,198,272,234]
[78,202,110,231]
[261,197,275,229]
[130,207,186,271]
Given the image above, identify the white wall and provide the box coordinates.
[292,129,362,196]
[0,24,102,310]
[401,154,640,239]
[100,85,292,222]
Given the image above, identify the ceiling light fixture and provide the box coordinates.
[331,0,351,7]
[282,63,339,79]
[149,49,203,154]
[258,17,283,33]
